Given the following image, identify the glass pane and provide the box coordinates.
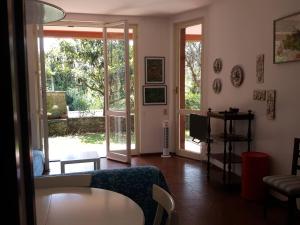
[109,116,127,151]
[128,28,135,151]
[130,114,136,150]
[179,114,186,150]
[44,31,107,162]
[129,29,135,112]
[179,114,200,153]
[108,116,135,151]
[107,28,126,111]
[181,24,202,110]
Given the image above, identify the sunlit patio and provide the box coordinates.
[48,133,107,162]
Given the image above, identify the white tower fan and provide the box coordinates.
[161,120,171,158]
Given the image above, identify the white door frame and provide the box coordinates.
[37,22,139,167]
[174,19,205,160]
[38,24,50,171]
[104,21,131,163]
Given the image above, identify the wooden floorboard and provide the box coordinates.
[99,155,298,225]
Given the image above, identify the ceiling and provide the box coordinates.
[44,0,214,17]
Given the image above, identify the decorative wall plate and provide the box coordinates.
[213,58,222,73]
[213,78,222,94]
[230,65,244,87]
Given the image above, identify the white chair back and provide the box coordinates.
[152,184,175,225]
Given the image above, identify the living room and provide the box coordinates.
[2,0,300,225]
[26,0,300,173]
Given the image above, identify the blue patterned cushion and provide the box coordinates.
[32,149,44,176]
[263,175,300,195]
[90,166,169,225]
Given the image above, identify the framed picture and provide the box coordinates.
[145,56,165,84]
[143,85,167,105]
[266,90,276,120]
[256,54,264,83]
[253,89,266,101]
[274,11,300,64]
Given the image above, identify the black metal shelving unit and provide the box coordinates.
[206,108,254,185]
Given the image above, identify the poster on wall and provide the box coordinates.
[253,89,266,101]
[145,56,165,84]
[274,11,300,63]
[143,85,167,105]
[266,90,276,120]
[256,54,264,83]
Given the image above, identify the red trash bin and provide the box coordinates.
[241,151,270,202]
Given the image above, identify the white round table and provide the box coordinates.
[35,187,145,225]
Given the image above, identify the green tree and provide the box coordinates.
[45,41,78,91]
[45,38,134,112]
[185,41,201,109]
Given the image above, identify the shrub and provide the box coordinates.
[66,89,90,111]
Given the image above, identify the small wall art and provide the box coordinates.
[145,56,165,84]
[256,54,264,83]
[274,11,300,63]
[266,90,276,120]
[212,78,222,94]
[143,85,167,105]
[230,65,244,87]
[213,58,223,73]
[253,89,266,101]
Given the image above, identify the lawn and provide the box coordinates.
[79,132,105,144]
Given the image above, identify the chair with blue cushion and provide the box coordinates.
[263,138,300,225]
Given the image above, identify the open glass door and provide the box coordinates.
[175,21,204,160]
[104,21,131,163]
[37,24,50,171]
[26,1,65,174]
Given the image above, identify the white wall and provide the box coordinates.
[171,0,300,174]
[137,18,171,153]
